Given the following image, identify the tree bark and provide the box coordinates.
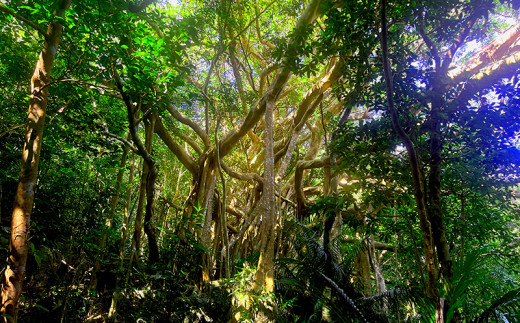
[143,114,159,264]
[254,96,276,293]
[200,165,217,283]
[368,235,386,294]
[0,1,71,321]
[215,119,230,278]
[294,158,329,218]
[130,158,147,266]
[428,79,453,281]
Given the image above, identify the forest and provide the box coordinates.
[1,0,520,321]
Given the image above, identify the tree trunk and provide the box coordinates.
[215,119,230,279]
[321,206,335,322]
[368,235,386,294]
[429,80,454,282]
[354,213,371,296]
[254,97,276,294]
[130,158,147,266]
[199,160,217,283]
[380,0,439,299]
[109,132,132,217]
[143,114,159,265]
[0,1,71,321]
[253,97,278,323]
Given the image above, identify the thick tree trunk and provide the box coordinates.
[254,97,276,294]
[253,97,278,323]
[0,1,71,321]
[200,160,217,283]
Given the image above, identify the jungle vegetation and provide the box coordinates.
[0,0,520,321]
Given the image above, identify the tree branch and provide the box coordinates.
[103,131,140,155]
[343,237,396,252]
[112,68,153,165]
[221,161,264,184]
[449,24,520,82]
[295,157,329,218]
[218,0,325,158]
[155,118,199,175]
[165,104,211,148]
[0,124,24,139]
[441,15,478,72]
[418,25,441,69]
[456,50,520,102]
[173,130,202,155]
[0,4,49,39]
[91,95,140,155]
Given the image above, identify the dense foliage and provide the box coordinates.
[0,0,519,321]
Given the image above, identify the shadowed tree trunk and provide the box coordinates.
[143,113,159,264]
[0,1,72,321]
[130,156,147,267]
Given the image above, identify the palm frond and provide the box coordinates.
[321,273,368,323]
[474,288,520,323]
[444,249,489,321]
[360,287,435,323]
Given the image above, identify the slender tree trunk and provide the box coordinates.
[429,80,454,282]
[380,0,439,299]
[215,119,230,278]
[0,1,71,321]
[321,207,335,322]
[130,158,147,267]
[109,132,132,216]
[368,235,386,294]
[330,106,351,240]
[128,114,160,266]
[122,155,137,252]
[354,214,371,296]
[143,115,159,264]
